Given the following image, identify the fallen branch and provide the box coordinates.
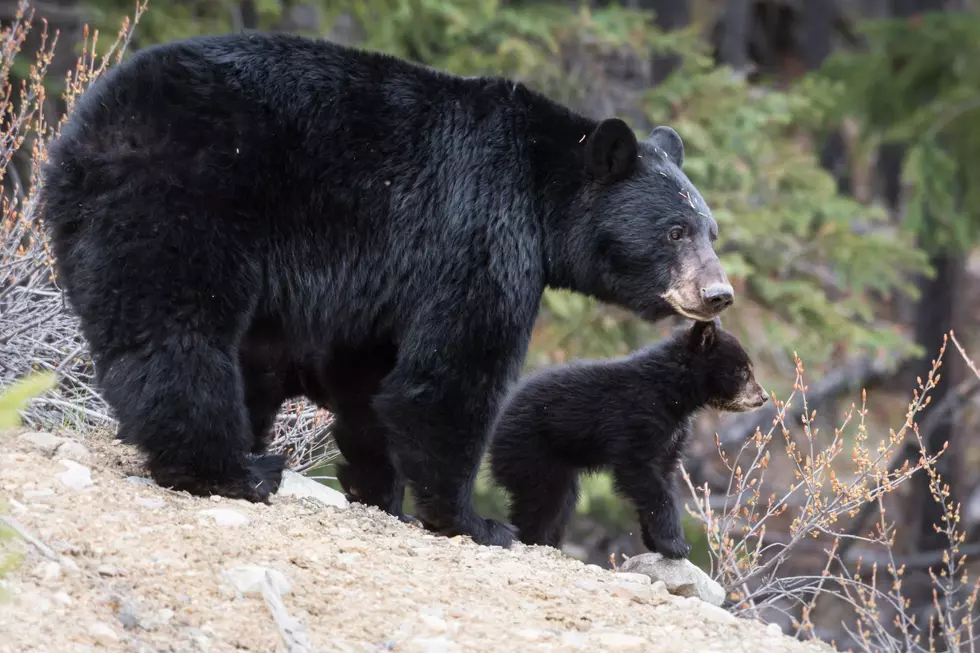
[260,569,314,653]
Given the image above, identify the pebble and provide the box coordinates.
[19,431,64,456]
[117,601,141,630]
[767,622,783,636]
[53,591,72,606]
[22,488,55,500]
[135,497,166,510]
[56,460,93,491]
[97,564,123,577]
[592,632,648,651]
[125,476,157,486]
[87,621,119,644]
[199,508,249,527]
[56,440,92,464]
[514,628,557,642]
[33,561,62,581]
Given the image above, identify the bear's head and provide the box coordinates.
[569,118,733,322]
[681,318,768,413]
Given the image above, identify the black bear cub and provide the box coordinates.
[489,319,767,559]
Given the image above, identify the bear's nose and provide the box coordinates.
[700,283,734,312]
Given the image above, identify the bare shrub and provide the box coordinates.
[682,332,980,652]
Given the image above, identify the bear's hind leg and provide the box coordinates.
[103,336,286,503]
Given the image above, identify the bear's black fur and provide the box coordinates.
[489,320,767,557]
[39,31,734,547]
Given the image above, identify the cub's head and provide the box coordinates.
[573,118,733,322]
[683,319,768,413]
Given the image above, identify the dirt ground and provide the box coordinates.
[0,428,837,653]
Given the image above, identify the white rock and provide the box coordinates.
[222,564,291,596]
[619,553,727,606]
[592,632,648,651]
[276,470,349,509]
[56,460,93,491]
[53,591,73,606]
[56,440,92,464]
[199,508,249,527]
[767,622,784,636]
[692,600,738,625]
[126,476,157,486]
[19,431,64,456]
[33,561,62,581]
[135,497,166,510]
[87,621,119,644]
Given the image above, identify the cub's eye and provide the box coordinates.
[741,368,750,382]
[668,227,684,242]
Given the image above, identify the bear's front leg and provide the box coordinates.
[612,461,691,559]
[372,336,521,548]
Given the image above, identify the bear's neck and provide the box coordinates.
[633,344,711,421]
[508,84,599,290]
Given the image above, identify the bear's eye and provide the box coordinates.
[668,227,684,242]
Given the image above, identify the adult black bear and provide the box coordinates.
[489,319,767,557]
[39,31,734,547]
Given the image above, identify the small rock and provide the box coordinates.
[125,476,157,486]
[22,488,55,500]
[199,508,249,527]
[19,431,64,456]
[222,565,291,596]
[97,564,123,577]
[88,621,119,644]
[592,632,648,651]
[276,470,349,509]
[209,495,223,502]
[155,608,175,625]
[117,601,141,630]
[56,460,93,491]
[55,440,92,464]
[691,599,738,625]
[135,497,166,510]
[650,580,668,597]
[767,622,783,636]
[420,613,448,633]
[619,553,726,606]
[336,552,361,565]
[34,561,62,581]
[53,591,72,606]
[514,628,556,642]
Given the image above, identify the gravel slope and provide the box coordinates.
[0,428,837,653]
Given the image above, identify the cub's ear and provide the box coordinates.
[648,125,684,168]
[586,118,638,183]
[688,319,718,353]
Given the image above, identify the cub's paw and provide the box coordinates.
[651,535,692,560]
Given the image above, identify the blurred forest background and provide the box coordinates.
[2,0,980,649]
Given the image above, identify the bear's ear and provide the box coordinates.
[688,319,718,353]
[585,118,638,183]
[648,125,684,168]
